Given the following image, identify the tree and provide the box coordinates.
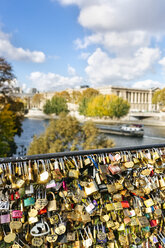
[0,57,24,156]
[87,95,109,117]
[54,91,71,102]
[0,57,14,93]
[78,88,100,115]
[27,114,114,155]
[72,90,82,103]
[110,96,130,118]
[0,104,17,157]
[152,88,165,110]
[87,94,130,119]
[32,93,43,108]
[43,95,69,115]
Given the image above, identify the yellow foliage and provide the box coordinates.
[87,94,130,118]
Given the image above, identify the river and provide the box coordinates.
[14,118,165,155]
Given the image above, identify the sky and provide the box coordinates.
[0,0,165,92]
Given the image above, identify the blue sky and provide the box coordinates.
[0,0,165,91]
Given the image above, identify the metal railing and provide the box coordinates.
[0,143,165,163]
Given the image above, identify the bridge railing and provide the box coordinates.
[0,143,165,163]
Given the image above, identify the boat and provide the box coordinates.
[97,124,144,137]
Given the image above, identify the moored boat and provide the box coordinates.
[97,124,144,137]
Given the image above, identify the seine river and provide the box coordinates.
[14,118,165,155]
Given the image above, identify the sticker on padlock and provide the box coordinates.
[24,197,35,207]
[12,210,23,219]
[0,201,9,210]
[108,165,121,175]
[0,213,10,224]
[144,198,154,207]
[46,180,56,189]
[85,203,95,214]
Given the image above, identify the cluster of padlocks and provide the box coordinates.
[0,148,165,247]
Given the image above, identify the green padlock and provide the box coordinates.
[24,197,35,207]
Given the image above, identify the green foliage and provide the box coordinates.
[152,88,165,107]
[86,94,130,119]
[109,95,130,118]
[43,95,69,115]
[27,114,114,155]
[78,88,100,115]
[78,97,89,115]
[43,99,52,114]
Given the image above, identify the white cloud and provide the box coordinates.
[57,0,165,33]
[57,0,165,57]
[0,30,45,63]
[77,0,165,33]
[55,0,165,87]
[159,57,165,68]
[132,80,164,89]
[76,31,151,56]
[86,47,160,85]
[29,71,83,91]
[79,52,91,60]
[68,65,76,76]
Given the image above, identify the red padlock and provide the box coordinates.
[121,201,130,208]
[11,193,14,201]
[15,191,20,200]
[150,219,157,227]
[38,207,47,215]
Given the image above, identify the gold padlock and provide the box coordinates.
[159,176,165,189]
[47,192,57,211]
[84,180,98,196]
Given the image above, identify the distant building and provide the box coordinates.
[67,85,159,112]
[80,85,89,88]
[97,86,159,112]
[29,88,39,94]
[13,87,23,94]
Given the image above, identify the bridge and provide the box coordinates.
[129,111,162,120]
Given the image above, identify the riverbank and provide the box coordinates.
[25,109,165,126]
[92,118,165,127]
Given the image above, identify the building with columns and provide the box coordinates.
[97,86,159,112]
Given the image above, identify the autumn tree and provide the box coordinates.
[43,95,69,115]
[0,105,17,156]
[87,94,130,119]
[78,88,100,115]
[71,90,82,103]
[152,88,165,110]
[0,57,24,156]
[54,90,71,102]
[27,114,114,155]
[32,93,43,108]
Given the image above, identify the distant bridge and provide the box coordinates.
[129,112,161,120]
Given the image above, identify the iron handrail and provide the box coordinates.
[0,143,165,163]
